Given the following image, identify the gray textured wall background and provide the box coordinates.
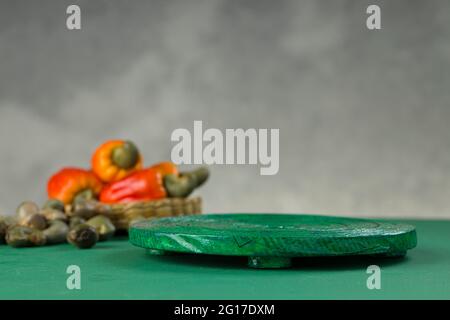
[1,0,449,218]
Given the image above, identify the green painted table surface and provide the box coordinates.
[129,214,417,269]
[0,219,449,299]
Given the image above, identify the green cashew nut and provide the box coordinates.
[16,201,39,221]
[40,208,67,222]
[164,166,210,198]
[73,189,95,205]
[19,213,47,230]
[69,216,86,229]
[111,141,139,169]
[6,226,46,248]
[42,199,65,212]
[67,224,99,249]
[43,220,69,245]
[86,215,116,241]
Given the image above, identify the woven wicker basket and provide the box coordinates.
[67,197,202,230]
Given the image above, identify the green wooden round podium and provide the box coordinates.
[129,214,417,269]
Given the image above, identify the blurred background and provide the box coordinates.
[0,0,449,219]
